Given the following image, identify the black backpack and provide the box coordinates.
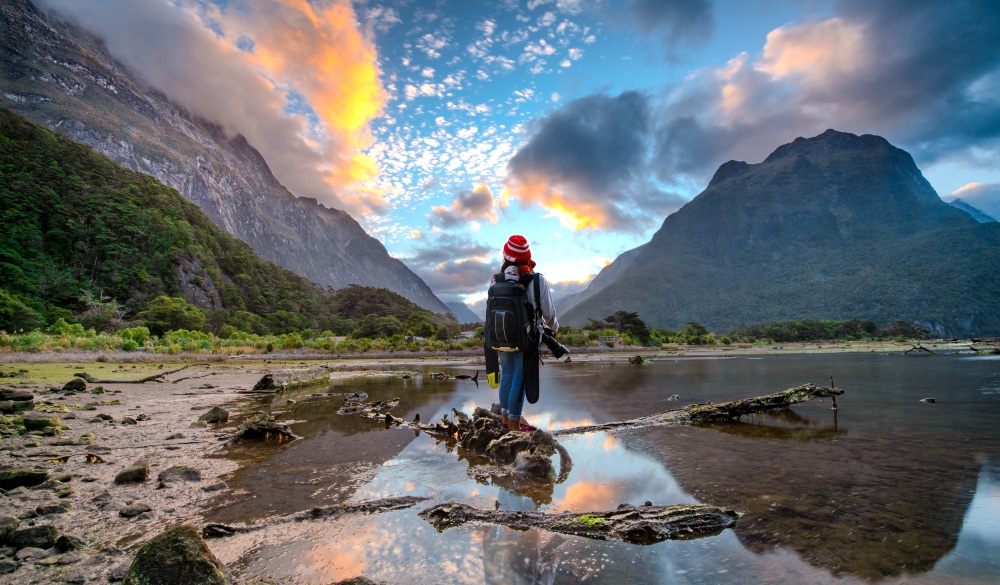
[485,273,540,353]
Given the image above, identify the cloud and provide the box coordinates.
[649,0,1000,182]
[949,183,1000,220]
[402,236,498,296]
[624,0,713,48]
[36,0,388,216]
[505,91,687,231]
[431,184,500,228]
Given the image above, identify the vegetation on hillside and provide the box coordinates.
[0,107,456,342]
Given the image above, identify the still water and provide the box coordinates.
[206,353,1000,584]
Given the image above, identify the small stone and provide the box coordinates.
[114,464,149,485]
[198,406,229,424]
[36,502,71,516]
[121,417,137,425]
[61,378,87,393]
[7,524,58,549]
[55,534,85,552]
[157,466,202,485]
[119,503,152,518]
[58,551,85,565]
[202,482,228,492]
[0,468,49,490]
[0,559,16,574]
[96,413,114,421]
[0,516,20,540]
[14,546,49,561]
[165,433,184,440]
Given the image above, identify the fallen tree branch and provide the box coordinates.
[203,496,427,538]
[552,383,843,436]
[420,502,738,544]
[74,364,199,384]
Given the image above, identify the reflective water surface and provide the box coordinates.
[205,353,1000,584]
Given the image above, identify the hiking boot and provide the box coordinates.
[517,420,537,432]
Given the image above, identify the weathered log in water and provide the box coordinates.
[552,383,843,436]
[249,366,331,393]
[74,364,197,384]
[420,502,739,544]
[227,413,298,443]
[203,496,427,538]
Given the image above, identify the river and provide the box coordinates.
[205,352,1000,584]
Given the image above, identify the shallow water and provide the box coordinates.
[206,353,1000,584]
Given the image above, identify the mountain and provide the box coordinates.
[563,130,1000,337]
[0,0,450,315]
[445,301,482,324]
[0,107,449,335]
[556,243,647,316]
[949,198,998,223]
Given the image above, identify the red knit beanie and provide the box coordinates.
[503,235,531,263]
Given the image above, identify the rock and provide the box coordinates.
[7,524,58,549]
[21,414,63,434]
[920,397,936,403]
[119,503,153,518]
[0,400,12,414]
[165,433,184,440]
[333,578,380,585]
[114,463,150,485]
[0,516,19,541]
[96,414,114,421]
[58,551,85,565]
[36,502,71,516]
[122,524,231,585]
[121,417,137,425]
[202,481,228,492]
[78,433,97,445]
[0,468,49,490]
[198,407,229,424]
[55,534,85,552]
[0,389,33,401]
[14,546,49,561]
[109,561,130,582]
[0,558,16,574]
[91,492,114,507]
[157,466,202,486]
[61,378,87,393]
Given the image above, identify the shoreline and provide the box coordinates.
[0,338,984,583]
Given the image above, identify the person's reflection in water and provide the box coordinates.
[482,484,564,585]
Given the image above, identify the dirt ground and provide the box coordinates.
[0,340,970,583]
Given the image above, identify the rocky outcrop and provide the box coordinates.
[0,0,450,314]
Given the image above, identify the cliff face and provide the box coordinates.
[0,0,450,315]
[564,130,1000,337]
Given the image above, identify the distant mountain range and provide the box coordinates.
[563,130,1000,337]
[445,301,482,324]
[0,0,450,315]
[949,198,998,223]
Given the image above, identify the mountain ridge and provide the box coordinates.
[563,130,1000,337]
[0,0,451,315]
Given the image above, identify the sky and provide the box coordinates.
[35,0,1000,315]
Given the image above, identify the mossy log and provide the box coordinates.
[552,383,843,436]
[420,502,738,544]
[249,366,331,393]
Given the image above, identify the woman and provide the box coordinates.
[492,235,559,432]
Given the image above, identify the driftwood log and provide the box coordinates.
[73,364,198,384]
[249,366,331,393]
[203,496,427,538]
[420,502,738,544]
[552,383,843,436]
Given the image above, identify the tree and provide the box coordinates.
[136,296,207,336]
[604,311,652,345]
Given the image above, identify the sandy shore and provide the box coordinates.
[0,339,973,583]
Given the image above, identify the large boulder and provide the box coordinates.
[123,524,231,585]
[6,524,58,549]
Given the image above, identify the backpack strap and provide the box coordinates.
[533,273,542,320]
